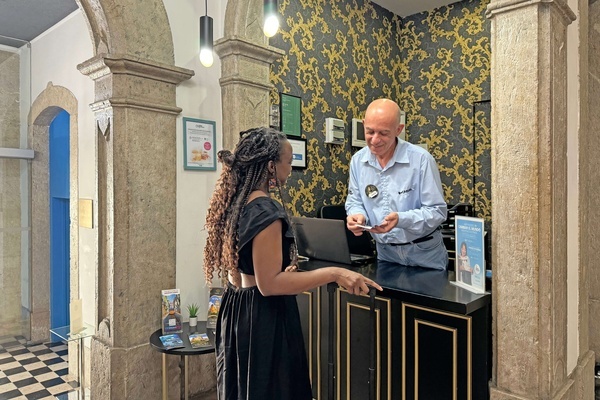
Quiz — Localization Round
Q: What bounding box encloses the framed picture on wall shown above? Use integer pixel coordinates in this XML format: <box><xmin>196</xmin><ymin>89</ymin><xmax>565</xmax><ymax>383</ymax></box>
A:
<box><xmin>280</xmin><ymin>93</ymin><xmax>302</xmax><ymax>137</ymax></box>
<box><xmin>287</xmin><ymin>136</ymin><xmax>307</xmax><ymax>169</ymax></box>
<box><xmin>183</xmin><ymin>117</ymin><xmax>216</xmax><ymax>171</ymax></box>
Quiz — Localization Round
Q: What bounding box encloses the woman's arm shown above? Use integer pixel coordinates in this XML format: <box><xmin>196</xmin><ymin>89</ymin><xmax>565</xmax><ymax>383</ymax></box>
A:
<box><xmin>252</xmin><ymin>220</ymin><xmax>382</xmax><ymax>296</ymax></box>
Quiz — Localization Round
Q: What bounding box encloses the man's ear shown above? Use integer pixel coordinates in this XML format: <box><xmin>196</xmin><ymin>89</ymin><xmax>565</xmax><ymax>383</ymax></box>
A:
<box><xmin>398</xmin><ymin>124</ymin><xmax>405</xmax><ymax>136</ymax></box>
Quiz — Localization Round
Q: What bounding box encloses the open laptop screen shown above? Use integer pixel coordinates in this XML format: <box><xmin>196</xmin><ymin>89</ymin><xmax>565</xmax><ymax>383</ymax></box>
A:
<box><xmin>291</xmin><ymin>216</ymin><xmax>374</xmax><ymax>265</ymax></box>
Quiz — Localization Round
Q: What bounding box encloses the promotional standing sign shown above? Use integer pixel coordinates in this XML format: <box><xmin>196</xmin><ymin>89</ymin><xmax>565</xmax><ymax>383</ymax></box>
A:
<box><xmin>453</xmin><ymin>216</ymin><xmax>486</xmax><ymax>294</ymax></box>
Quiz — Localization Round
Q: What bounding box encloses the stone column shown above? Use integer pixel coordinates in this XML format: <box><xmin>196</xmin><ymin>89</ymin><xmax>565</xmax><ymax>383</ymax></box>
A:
<box><xmin>587</xmin><ymin>0</ymin><xmax>600</xmax><ymax>368</ymax></box>
<box><xmin>0</xmin><ymin>50</ymin><xmax>22</xmax><ymax>338</ymax></box>
<box><xmin>574</xmin><ymin>0</ymin><xmax>597</xmax><ymax>395</ymax></box>
<box><xmin>486</xmin><ymin>0</ymin><xmax>575</xmax><ymax>398</ymax></box>
<box><xmin>78</xmin><ymin>53</ymin><xmax>193</xmax><ymax>399</ymax></box>
<box><xmin>214</xmin><ymin>37</ymin><xmax>284</xmax><ymax>151</ymax></box>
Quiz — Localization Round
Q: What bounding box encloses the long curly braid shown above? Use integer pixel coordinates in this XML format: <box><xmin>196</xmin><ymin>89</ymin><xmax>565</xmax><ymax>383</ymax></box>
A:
<box><xmin>204</xmin><ymin>127</ymin><xmax>287</xmax><ymax>287</ymax></box>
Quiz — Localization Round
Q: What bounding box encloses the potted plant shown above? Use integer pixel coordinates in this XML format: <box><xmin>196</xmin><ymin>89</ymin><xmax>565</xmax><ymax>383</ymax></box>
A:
<box><xmin>187</xmin><ymin>303</ymin><xmax>199</xmax><ymax>327</ymax></box>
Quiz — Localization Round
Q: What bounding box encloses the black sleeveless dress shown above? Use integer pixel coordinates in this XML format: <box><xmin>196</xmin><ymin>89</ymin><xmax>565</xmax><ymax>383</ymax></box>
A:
<box><xmin>215</xmin><ymin>197</ymin><xmax>312</xmax><ymax>400</ymax></box>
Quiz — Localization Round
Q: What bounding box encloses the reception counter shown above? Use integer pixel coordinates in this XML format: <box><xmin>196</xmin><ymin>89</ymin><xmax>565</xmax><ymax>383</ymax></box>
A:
<box><xmin>296</xmin><ymin>259</ymin><xmax>491</xmax><ymax>400</ymax></box>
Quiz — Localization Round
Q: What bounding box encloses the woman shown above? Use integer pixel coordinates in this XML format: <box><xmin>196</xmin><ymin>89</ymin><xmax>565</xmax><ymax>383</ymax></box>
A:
<box><xmin>203</xmin><ymin>127</ymin><xmax>382</xmax><ymax>400</ymax></box>
<box><xmin>457</xmin><ymin>241</ymin><xmax>473</xmax><ymax>285</ymax></box>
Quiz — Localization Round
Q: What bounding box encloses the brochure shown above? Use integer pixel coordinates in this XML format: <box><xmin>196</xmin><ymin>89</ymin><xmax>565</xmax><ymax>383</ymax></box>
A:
<box><xmin>206</xmin><ymin>287</ymin><xmax>223</xmax><ymax>329</ymax></box>
<box><xmin>452</xmin><ymin>216</ymin><xmax>486</xmax><ymax>294</ymax></box>
<box><xmin>159</xmin><ymin>333</ymin><xmax>185</xmax><ymax>350</ymax></box>
<box><xmin>189</xmin><ymin>333</ymin><xmax>211</xmax><ymax>349</ymax></box>
<box><xmin>161</xmin><ymin>288</ymin><xmax>183</xmax><ymax>335</ymax></box>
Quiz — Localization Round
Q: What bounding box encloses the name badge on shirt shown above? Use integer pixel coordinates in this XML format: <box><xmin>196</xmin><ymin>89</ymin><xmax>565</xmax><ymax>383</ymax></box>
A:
<box><xmin>365</xmin><ymin>184</ymin><xmax>379</xmax><ymax>199</ymax></box>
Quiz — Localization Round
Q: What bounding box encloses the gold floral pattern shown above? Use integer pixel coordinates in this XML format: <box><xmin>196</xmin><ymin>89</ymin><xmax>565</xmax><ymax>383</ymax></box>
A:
<box><xmin>270</xmin><ymin>0</ymin><xmax>491</xmax><ymax>224</ymax></box>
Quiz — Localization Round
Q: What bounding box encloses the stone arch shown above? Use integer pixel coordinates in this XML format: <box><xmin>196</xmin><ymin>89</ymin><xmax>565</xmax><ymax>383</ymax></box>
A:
<box><xmin>223</xmin><ymin>0</ymin><xmax>269</xmax><ymax>43</ymax></box>
<box><xmin>28</xmin><ymin>83</ymin><xmax>79</xmax><ymax>344</ymax></box>
<box><xmin>76</xmin><ymin>0</ymin><xmax>175</xmax><ymax>63</ymax></box>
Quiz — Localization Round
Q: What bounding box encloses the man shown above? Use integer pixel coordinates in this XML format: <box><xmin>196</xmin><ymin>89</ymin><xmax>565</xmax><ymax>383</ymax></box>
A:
<box><xmin>345</xmin><ymin>98</ymin><xmax>448</xmax><ymax>270</ymax></box>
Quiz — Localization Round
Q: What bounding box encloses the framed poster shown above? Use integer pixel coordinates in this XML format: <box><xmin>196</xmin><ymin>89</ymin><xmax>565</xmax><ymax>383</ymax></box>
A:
<box><xmin>280</xmin><ymin>93</ymin><xmax>301</xmax><ymax>137</ymax></box>
<box><xmin>287</xmin><ymin>136</ymin><xmax>307</xmax><ymax>169</ymax></box>
<box><xmin>453</xmin><ymin>216</ymin><xmax>486</xmax><ymax>294</ymax></box>
<box><xmin>183</xmin><ymin>117</ymin><xmax>216</xmax><ymax>171</ymax></box>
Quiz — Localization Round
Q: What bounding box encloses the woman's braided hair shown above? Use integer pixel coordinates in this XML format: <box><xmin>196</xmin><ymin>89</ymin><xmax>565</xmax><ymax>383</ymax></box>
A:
<box><xmin>203</xmin><ymin>127</ymin><xmax>288</xmax><ymax>287</ymax></box>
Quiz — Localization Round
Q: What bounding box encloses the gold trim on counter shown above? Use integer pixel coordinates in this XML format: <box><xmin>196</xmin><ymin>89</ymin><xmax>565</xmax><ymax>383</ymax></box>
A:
<box><xmin>336</xmin><ymin>288</ymin><xmax>392</xmax><ymax>400</ymax></box>
<box><xmin>415</xmin><ymin>319</ymin><xmax>457</xmax><ymax>400</ymax></box>
<box><xmin>300</xmin><ymin>290</ymin><xmax>314</xmax><ymax>392</ymax></box>
<box><xmin>402</xmin><ymin>303</ymin><xmax>472</xmax><ymax>400</ymax></box>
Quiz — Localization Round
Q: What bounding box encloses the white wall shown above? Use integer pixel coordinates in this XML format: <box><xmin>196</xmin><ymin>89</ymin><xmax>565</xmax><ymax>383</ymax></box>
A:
<box><xmin>164</xmin><ymin>0</ymin><xmax>225</xmax><ymax>320</ymax></box>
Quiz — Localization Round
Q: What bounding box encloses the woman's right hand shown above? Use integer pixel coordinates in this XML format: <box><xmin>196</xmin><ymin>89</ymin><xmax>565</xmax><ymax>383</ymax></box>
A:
<box><xmin>333</xmin><ymin>268</ymin><xmax>383</xmax><ymax>296</ymax></box>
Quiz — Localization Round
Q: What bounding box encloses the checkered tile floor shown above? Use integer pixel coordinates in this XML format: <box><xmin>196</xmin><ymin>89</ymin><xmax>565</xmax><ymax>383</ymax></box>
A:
<box><xmin>0</xmin><ymin>336</ymin><xmax>78</xmax><ymax>400</ymax></box>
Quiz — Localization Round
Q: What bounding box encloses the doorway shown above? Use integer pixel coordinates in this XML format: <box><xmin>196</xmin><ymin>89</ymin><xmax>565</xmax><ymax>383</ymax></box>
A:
<box><xmin>49</xmin><ymin>109</ymin><xmax>70</xmax><ymax>336</ymax></box>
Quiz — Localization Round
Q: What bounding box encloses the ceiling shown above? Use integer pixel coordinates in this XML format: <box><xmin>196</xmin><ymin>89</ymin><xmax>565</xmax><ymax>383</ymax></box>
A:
<box><xmin>0</xmin><ymin>0</ymin><xmax>455</xmax><ymax>49</ymax></box>
<box><xmin>0</xmin><ymin>0</ymin><xmax>78</xmax><ymax>48</ymax></box>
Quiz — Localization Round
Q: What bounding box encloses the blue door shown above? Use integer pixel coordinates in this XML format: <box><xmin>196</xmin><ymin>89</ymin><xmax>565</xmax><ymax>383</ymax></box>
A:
<box><xmin>49</xmin><ymin>110</ymin><xmax>70</xmax><ymax>335</ymax></box>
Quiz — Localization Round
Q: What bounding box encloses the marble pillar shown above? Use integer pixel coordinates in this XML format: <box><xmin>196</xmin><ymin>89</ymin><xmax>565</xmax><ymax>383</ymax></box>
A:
<box><xmin>587</xmin><ymin>0</ymin><xmax>600</xmax><ymax>367</ymax></box>
<box><xmin>215</xmin><ymin>0</ymin><xmax>285</xmax><ymax>151</ymax></box>
<box><xmin>0</xmin><ymin>50</ymin><xmax>22</xmax><ymax>338</ymax></box>
<box><xmin>214</xmin><ymin>38</ymin><xmax>285</xmax><ymax>151</ymax></box>
<box><xmin>78</xmin><ymin>54</ymin><xmax>194</xmax><ymax>399</ymax></box>
<box><xmin>485</xmin><ymin>0</ymin><xmax>592</xmax><ymax>398</ymax></box>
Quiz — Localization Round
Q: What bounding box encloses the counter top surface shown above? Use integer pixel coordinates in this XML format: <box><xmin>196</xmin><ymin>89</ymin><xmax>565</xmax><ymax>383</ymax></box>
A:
<box><xmin>299</xmin><ymin>259</ymin><xmax>490</xmax><ymax>315</ymax></box>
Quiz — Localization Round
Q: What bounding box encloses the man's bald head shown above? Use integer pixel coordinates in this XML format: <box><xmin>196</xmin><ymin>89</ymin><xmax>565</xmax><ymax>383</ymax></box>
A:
<box><xmin>365</xmin><ymin>99</ymin><xmax>402</xmax><ymax>126</ymax></box>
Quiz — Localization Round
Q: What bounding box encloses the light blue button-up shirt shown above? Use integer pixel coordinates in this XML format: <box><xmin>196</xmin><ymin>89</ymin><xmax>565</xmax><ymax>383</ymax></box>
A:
<box><xmin>345</xmin><ymin>139</ymin><xmax>447</xmax><ymax>244</ymax></box>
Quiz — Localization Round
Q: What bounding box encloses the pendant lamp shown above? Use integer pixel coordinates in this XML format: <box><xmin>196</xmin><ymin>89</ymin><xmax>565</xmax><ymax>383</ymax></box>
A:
<box><xmin>199</xmin><ymin>0</ymin><xmax>213</xmax><ymax>67</ymax></box>
<box><xmin>263</xmin><ymin>0</ymin><xmax>279</xmax><ymax>38</ymax></box>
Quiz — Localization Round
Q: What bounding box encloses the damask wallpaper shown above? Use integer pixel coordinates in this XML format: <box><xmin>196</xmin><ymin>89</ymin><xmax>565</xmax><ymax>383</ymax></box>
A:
<box><xmin>400</xmin><ymin>1</ymin><xmax>491</xmax><ymax>221</ymax></box>
<box><xmin>270</xmin><ymin>0</ymin><xmax>491</xmax><ymax>224</ymax></box>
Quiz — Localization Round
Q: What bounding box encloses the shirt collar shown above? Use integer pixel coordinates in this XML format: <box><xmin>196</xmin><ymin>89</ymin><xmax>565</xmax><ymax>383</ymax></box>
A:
<box><xmin>359</xmin><ymin>139</ymin><xmax>409</xmax><ymax>168</ymax></box>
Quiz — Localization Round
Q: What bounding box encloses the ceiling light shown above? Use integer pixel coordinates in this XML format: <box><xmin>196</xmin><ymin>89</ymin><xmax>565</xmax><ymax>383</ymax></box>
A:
<box><xmin>199</xmin><ymin>1</ymin><xmax>213</xmax><ymax>67</ymax></box>
<box><xmin>263</xmin><ymin>0</ymin><xmax>279</xmax><ymax>38</ymax></box>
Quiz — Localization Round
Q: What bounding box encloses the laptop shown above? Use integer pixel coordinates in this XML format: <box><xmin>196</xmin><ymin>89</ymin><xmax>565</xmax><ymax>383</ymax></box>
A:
<box><xmin>291</xmin><ymin>216</ymin><xmax>376</xmax><ymax>265</ymax></box>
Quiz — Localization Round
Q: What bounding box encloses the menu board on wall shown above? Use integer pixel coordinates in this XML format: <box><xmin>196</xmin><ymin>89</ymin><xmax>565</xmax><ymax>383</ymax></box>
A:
<box><xmin>183</xmin><ymin>117</ymin><xmax>216</xmax><ymax>171</ymax></box>
<box><xmin>280</xmin><ymin>93</ymin><xmax>302</xmax><ymax>137</ymax></box>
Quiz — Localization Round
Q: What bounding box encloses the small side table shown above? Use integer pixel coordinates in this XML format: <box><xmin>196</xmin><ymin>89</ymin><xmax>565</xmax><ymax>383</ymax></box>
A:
<box><xmin>49</xmin><ymin>323</ymin><xmax>95</xmax><ymax>400</ymax></box>
<box><xmin>149</xmin><ymin>321</ymin><xmax>216</xmax><ymax>400</ymax></box>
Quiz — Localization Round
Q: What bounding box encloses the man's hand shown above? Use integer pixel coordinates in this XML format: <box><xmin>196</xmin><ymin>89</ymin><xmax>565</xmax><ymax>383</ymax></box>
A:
<box><xmin>346</xmin><ymin>214</ymin><xmax>368</xmax><ymax>236</ymax></box>
<box><xmin>369</xmin><ymin>212</ymin><xmax>399</xmax><ymax>234</ymax></box>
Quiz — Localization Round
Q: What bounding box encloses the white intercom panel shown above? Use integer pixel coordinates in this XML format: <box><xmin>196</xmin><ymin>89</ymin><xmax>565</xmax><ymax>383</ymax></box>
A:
<box><xmin>325</xmin><ymin>118</ymin><xmax>345</xmax><ymax>145</ymax></box>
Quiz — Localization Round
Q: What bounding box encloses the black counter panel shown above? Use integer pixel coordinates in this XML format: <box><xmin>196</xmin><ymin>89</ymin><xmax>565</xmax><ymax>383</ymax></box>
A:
<box><xmin>297</xmin><ymin>259</ymin><xmax>491</xmax><ymax>400</ymax></box>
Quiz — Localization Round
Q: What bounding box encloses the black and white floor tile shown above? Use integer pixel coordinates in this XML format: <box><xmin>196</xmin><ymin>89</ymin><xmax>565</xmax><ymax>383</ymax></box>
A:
<box><xmin>0</xmin><ymin>336</ymin><xmax>78</xmax><ymax>400</ymax></box>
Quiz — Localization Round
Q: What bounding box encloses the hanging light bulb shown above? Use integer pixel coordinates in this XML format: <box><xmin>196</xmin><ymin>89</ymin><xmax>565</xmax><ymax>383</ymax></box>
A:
<box><xmin>199</xmin><ymin>1</ymin><xmax>213</xmax><ymax>67</ymax></box>
<box><xmin>263</xmin><ymin>0</ymin><xmax>279</xmax><ymax>38</ymax></box>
